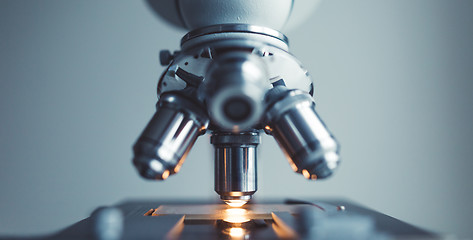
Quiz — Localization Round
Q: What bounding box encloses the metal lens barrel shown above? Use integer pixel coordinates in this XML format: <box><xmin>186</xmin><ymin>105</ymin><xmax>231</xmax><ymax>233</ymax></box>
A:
<box><xmin>205</xmin><ymin>52</ymin><xmax>269</xmax><ymax>132</ymax></box>
<box><xmin>264</xmin><ymin>87</ymin><xmax>340</xmax><ymax>179</ymax></box>
<box><xmin>133</xmin><ymin>92</ymin><xmax>209</xmax><ymax>180</ymax></box>
<box><xmin>212</xmin><ymin>131</ymin><xmax>259</xmax><ymax>204</ymax></box>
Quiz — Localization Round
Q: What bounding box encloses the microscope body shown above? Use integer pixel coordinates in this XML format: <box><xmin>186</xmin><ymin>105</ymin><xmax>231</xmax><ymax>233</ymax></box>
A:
<box><xmin>5</xmin><ymin>2</ymin><xmax>440</xmax><ymax>240</ymax></box>
<box><xmin>133</xmin><ymin>0</ymin><xmax>340</xmax><ymax>206</ymax></box>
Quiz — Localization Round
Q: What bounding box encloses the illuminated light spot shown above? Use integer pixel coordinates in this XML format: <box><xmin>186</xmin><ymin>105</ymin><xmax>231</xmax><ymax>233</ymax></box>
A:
<box><xmin>302</xmin><ymin>169</ymin><xmax>310</xmax><ymax>179</ymax></box>
<box><xmin>311</xmin><ymin>174</ymin><xmax>318</xmax><ymax>180</ymax></box>
<box><xmin>161</xmin><ymin>170</ymin><xmax>170</xmax><ymax>180</ymax></box>
<box><xmin>228</xmin><ymin>227</ymin><xmax>245</xmax><ymax>238</ymax></box>
<box><xmin>224</xmin><ymin>200</ymin><xmax>247</xmax><ymax>208</ymax></box>
<box><xmin>264</xmin><ymin>125</ymin><xmax>272</xmax><ymax>131</ymax></box>
<box><xmin>223</xmin><ymin>208</ymin><xmax>250</xmax><ymax>223</ymax></box>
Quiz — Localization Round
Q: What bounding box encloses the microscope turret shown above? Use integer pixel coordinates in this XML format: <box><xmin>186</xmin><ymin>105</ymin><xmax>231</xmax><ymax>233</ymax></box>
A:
<box><xmin>133</xmin><ymin>0</ymin><xmax>340</xmax><ymax>207</ymax></box>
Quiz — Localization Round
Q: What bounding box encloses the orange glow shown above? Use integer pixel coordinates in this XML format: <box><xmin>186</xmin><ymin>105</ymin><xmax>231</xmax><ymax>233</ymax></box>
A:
<box><xmin>165</xmin><ymin>216</ymin><xmax>185</xmax><ymax>239</ymax></box>
<box><xmin>311</xmin><ymin>174</ymin><xmax>318</xmax><ymax>180</ymax></box>
<box><xmin>271</xmin><ymin>213</ymin><xmax>298</xmax><ymax>239</ymax></box>
<box><xmin>302</xmin><ymin>169</ymin><xmax>310</xmax><ymax>179</ymax></box>
<box><xmin>143</xmin><ymin>208</ymin><xmax>154</xmax><ymax>216</ymax></box>
<box><xmin>174</xmin><ymin>164</ymin><xmax>182</xmax><ymax>173</ymax></box>
<box><xmin>228</xmin><ymin>227</ymin><xmax>245</xmax><ymax>238</ymax></box>
<box><xmin>223</xmin><ymin>208</ymin><xmax>250</xmax><ymax>223</ymax></box>
<box><xmin>264</xmin><ymin>125</ymin><xmax>272</xmax><ymax>131</ymax></box>
<box><xmin>290</xmin><ymin>162</ymin><xmax>298</xmax><ymax>172</ymax></box>
<box><xmin>161</xmin><ymin>170</ymin><xmax>170</xmax><ymax>180</ymax></box>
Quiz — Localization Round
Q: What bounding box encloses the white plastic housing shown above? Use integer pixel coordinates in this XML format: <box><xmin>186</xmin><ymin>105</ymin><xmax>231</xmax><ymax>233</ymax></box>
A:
<box><xmin>147</xmin><ymin>0</ymin><xmax>321</xmax><ymax>31</ymax></box>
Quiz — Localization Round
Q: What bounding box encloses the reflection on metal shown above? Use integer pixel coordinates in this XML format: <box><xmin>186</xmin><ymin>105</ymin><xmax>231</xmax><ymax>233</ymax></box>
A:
<box><xmin>302</xmin><ymin>169</ymin><xmax>310</xmax><ymax>179</ymax></box>
<box><xmin>272</xmin><ymin>223</ymin><xmax>290</xmax><ymax>239</ymax></box>
<box><xmin>289</xmin><ymin>162</ymin><xmax>298</xmax><ymax>172</ymax></box>
<box><xmin>271</xmin><ymin>212</ymin><xmax>298</xmax><ymax>239</ymax></box>
<box><xmin>161</xmin><ymin>170</ymin><xmax>170</xmax><ymax>180</ymax></box>
<box><xmin>228</xmin><ymin>228</ymin><xmax>245</xmax><ymax>238</ymax></box>
<box><xmin>165</xmin><ymin>215</ymin><xmax>185</xmax><ymax>240</ymax></box>
<box><xmin>143</xmin><ymin>209</ymin><xmax>154</xmax><ymax>216</ymax></box>
<box><xmin>173</xmin><ymin>164</ymin><xmax>182</xmax><ymax>173</ymax></box>
<box><xmin>221</xmin><ymin>226</ymin><xmax>249</xmax><ymax>240</ymax></box>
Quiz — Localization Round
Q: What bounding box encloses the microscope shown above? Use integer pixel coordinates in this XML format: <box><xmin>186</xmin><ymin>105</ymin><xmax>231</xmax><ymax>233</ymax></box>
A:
<box><xmin>13</xmin><ymin>1</ymin><xmax>437</xmax><ymax>239</ymax></box>
<box><xmin>132</xmin><ymin>0</ymin><xmax>340</xmax><ymax>207</ymax></box>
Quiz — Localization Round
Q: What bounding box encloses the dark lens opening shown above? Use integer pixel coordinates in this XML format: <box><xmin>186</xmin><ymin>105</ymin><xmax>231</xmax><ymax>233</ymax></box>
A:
<box><xmin>223</xmin><ymin>97</ymin><xmax>252</xmax><ymax>122</ymax></box>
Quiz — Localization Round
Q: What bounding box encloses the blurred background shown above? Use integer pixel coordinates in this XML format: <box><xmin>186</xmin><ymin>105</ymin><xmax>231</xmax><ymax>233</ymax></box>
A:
<box><xmin>1</xmin><ymin>0</ymin><xmax>472</xmax><ymax>238</ymax></box>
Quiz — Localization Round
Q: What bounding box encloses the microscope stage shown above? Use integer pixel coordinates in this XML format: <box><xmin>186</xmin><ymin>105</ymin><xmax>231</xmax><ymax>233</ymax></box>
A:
<box><xmin>42</xmin><ymin>199</ymin><xmax>438</xmax><ymax>240</ymax></box>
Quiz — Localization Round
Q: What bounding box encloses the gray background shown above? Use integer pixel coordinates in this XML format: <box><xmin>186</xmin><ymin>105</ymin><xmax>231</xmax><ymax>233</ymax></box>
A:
<box><xmin>1</xmin><ymin>0</ymin><xmax>472</xmax><ymax>238</ymax></box>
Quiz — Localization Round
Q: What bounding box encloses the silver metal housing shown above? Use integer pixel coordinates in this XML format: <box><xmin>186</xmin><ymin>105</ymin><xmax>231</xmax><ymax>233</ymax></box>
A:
<box><xmin>264</xmin><ymin>87</ymin><xmax>340</xmax><ymax>179</ymax></box>
<box><xmin>211</xmin><ymin>131</ymin><xmax>259</xmax><ymax>203</ymax></box>
<box><xmin>133</xmin><ymin>92</ymin><xmax>209</xmax><ymax>180</ymax></box>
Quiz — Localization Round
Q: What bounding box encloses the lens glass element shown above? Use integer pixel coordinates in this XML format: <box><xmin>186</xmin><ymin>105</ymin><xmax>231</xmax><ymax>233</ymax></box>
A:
<box><xmin>223</xmin><ymin>97</ymin><xmax>252</xmax><ymax>122</ymax></box>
